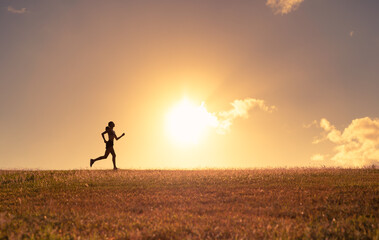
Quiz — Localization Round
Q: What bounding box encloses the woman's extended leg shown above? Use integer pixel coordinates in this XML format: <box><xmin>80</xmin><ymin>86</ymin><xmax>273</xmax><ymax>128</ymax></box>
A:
<box><xmin>90</xmin><ymin>149</ymin><xmax>110</xmax><ymax>167</ymax></box>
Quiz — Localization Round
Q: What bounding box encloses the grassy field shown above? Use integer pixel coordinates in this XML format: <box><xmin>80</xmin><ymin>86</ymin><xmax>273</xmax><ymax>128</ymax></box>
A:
<box><xmin>0</xmin><ymin>169</ymin><xmax>378</xmax><ymax>239</ymax></box>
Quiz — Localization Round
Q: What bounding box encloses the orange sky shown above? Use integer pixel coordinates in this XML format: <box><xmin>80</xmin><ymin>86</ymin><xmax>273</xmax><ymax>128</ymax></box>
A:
<box><xmin>1</xmin><ymin>0</ymin><xmax>378</xmax><ymax>169</ymax></box>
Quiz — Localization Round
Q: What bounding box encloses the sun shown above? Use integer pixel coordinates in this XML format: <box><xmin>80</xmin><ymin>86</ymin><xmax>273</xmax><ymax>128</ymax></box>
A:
<box><xmin>166</xmin><ymin>98</ymin><xmax>214</xmax><ymax>145</ymax></box>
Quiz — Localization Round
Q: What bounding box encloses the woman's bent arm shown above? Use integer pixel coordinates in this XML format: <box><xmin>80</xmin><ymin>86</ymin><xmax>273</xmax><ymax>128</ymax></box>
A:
<box><xmin>101</xmin><ymin>131</ymin><xmax>107</xmax><ymax>143</ymax></box>
<box><xmin>116</xmin><ymin>133</ymin><xmax>125</xmax><ymax>140</ymax></box>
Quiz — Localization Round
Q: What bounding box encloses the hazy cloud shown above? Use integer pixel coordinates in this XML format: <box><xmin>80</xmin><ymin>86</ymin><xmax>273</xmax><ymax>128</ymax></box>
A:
<box><xmin>350</xmin><ymin>31</ymin><xmax>354</xmax><ymax>37</ymax></box>
<box><xmin>303</xmin><ymin>120</ymin><xmax>318</xmax><ymax>129</ymax></box>
<box><xmin>313</xmin><ymin>117</ymin><xmax>379</xmax><ymax>167</ymax></box>
<box><xmin>7</xmin><ymin>6</ymin><xmax>27</xmax><ymax>14</ymax></box>
<box><xmin>212</xmin><ymin>98</ymin><xmax>276</xmax><ymax>134</ymax></box>
<box><xmin>266</xmin><ymin>0</ymin><xmax>304</xmax><ymax>15</ymax></box>
<box><xmin>310</xmin><ymin>154</ymin><xmax>325</xmax><ymax>162</ymax></box>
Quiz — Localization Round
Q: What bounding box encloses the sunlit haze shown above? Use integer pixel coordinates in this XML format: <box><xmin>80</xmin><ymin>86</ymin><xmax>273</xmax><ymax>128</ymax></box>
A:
<box><xmin>0</xmin><ymin>0</ymin><xmax>378</xmax><ymax>169</ymax></box>
<box><xmin>166</xmin><ymin>99</ymin><xmax>215</xmax><ymax>145</ymax></box>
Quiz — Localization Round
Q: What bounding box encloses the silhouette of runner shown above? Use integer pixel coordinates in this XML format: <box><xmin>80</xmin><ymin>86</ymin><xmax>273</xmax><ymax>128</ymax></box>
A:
<box><xmin>90</xmin><ymin>121</ymin><xmax>125</xmax><ymax>170</ymax></box>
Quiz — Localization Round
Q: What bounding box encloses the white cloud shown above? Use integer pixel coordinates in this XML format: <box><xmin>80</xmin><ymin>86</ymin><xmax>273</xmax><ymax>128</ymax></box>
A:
<box><xmin>7</xmin><ymin>6</ymin><xmax>27</xmax><ymax>14</ymax></box>
<box><xmin>213</xmin><ymin>98</ymin><xmax>276</xmax><ymax>134</ymax></box>
<box><xmin>266</xmin><ymin>0</ymin><xmax>304</xmax><ymax>15</ymax></box>
<box><xmin>313</xmin><ymin>117</ymin><xmax>379</xmax><ymax>167</ymax></box>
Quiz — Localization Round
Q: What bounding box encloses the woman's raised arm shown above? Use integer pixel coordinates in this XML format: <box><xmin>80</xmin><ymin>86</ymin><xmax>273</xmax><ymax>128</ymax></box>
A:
<box><xmin>115</xmin><ymin>132</ymin><xmax>125</xmax><ymax>140</ymax></box>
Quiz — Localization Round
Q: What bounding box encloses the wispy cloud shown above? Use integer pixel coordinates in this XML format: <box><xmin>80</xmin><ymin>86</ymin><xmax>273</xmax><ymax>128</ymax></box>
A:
<box><xmin>212</xmin><ymin>98</ymin><xmax>276</xmax><ymax>134</ymax></box>
<box><xmin>7</xmin><ymin>6</ymin><xmax>27</xmax><ymax>14</ymax></box>
<box><xmin>312</xmin><ymin>117</ymin><xmax>379</xmax><ymax>167</ymax></box>
<box><xmin>166</xmin><ymin>98</ymin><xmax>275</xmax><ymax>144</ymax></box>
<box><xmin>303</xmin><ymin>120</ymin><xmax>318</xmax><ymax>129</ymax></box>
<box><xmin>266</xmin><ymin>0</ymin><xmax>304</xmax><ymax>15</ymax></box>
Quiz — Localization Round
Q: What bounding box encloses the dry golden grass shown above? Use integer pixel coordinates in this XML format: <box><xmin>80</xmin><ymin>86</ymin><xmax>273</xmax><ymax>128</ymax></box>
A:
<box><xmin>0</xmin><ymin>169</ymin><xmax>378</xmax><ymax>239</ymax></box>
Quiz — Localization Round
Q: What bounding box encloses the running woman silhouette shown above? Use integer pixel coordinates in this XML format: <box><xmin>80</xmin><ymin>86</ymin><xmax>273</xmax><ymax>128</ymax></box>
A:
<box><xmin>90</xmin><ymin>121</ymin><xmax>125</xmax><ymax>170</ymax></box>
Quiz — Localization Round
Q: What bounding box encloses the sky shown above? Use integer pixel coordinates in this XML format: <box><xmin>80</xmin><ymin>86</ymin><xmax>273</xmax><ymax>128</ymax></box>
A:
<box><xmin>0</xmin><ymin>0</ymin><xmax>378</xmax><ymax>169</ymax></box>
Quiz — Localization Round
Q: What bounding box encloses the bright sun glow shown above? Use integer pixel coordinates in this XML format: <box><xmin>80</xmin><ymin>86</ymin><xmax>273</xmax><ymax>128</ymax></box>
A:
<box><xmin>166</xmin><ymin>99</ymin><xmax>215</xmax><ymax>145</ymax></box>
